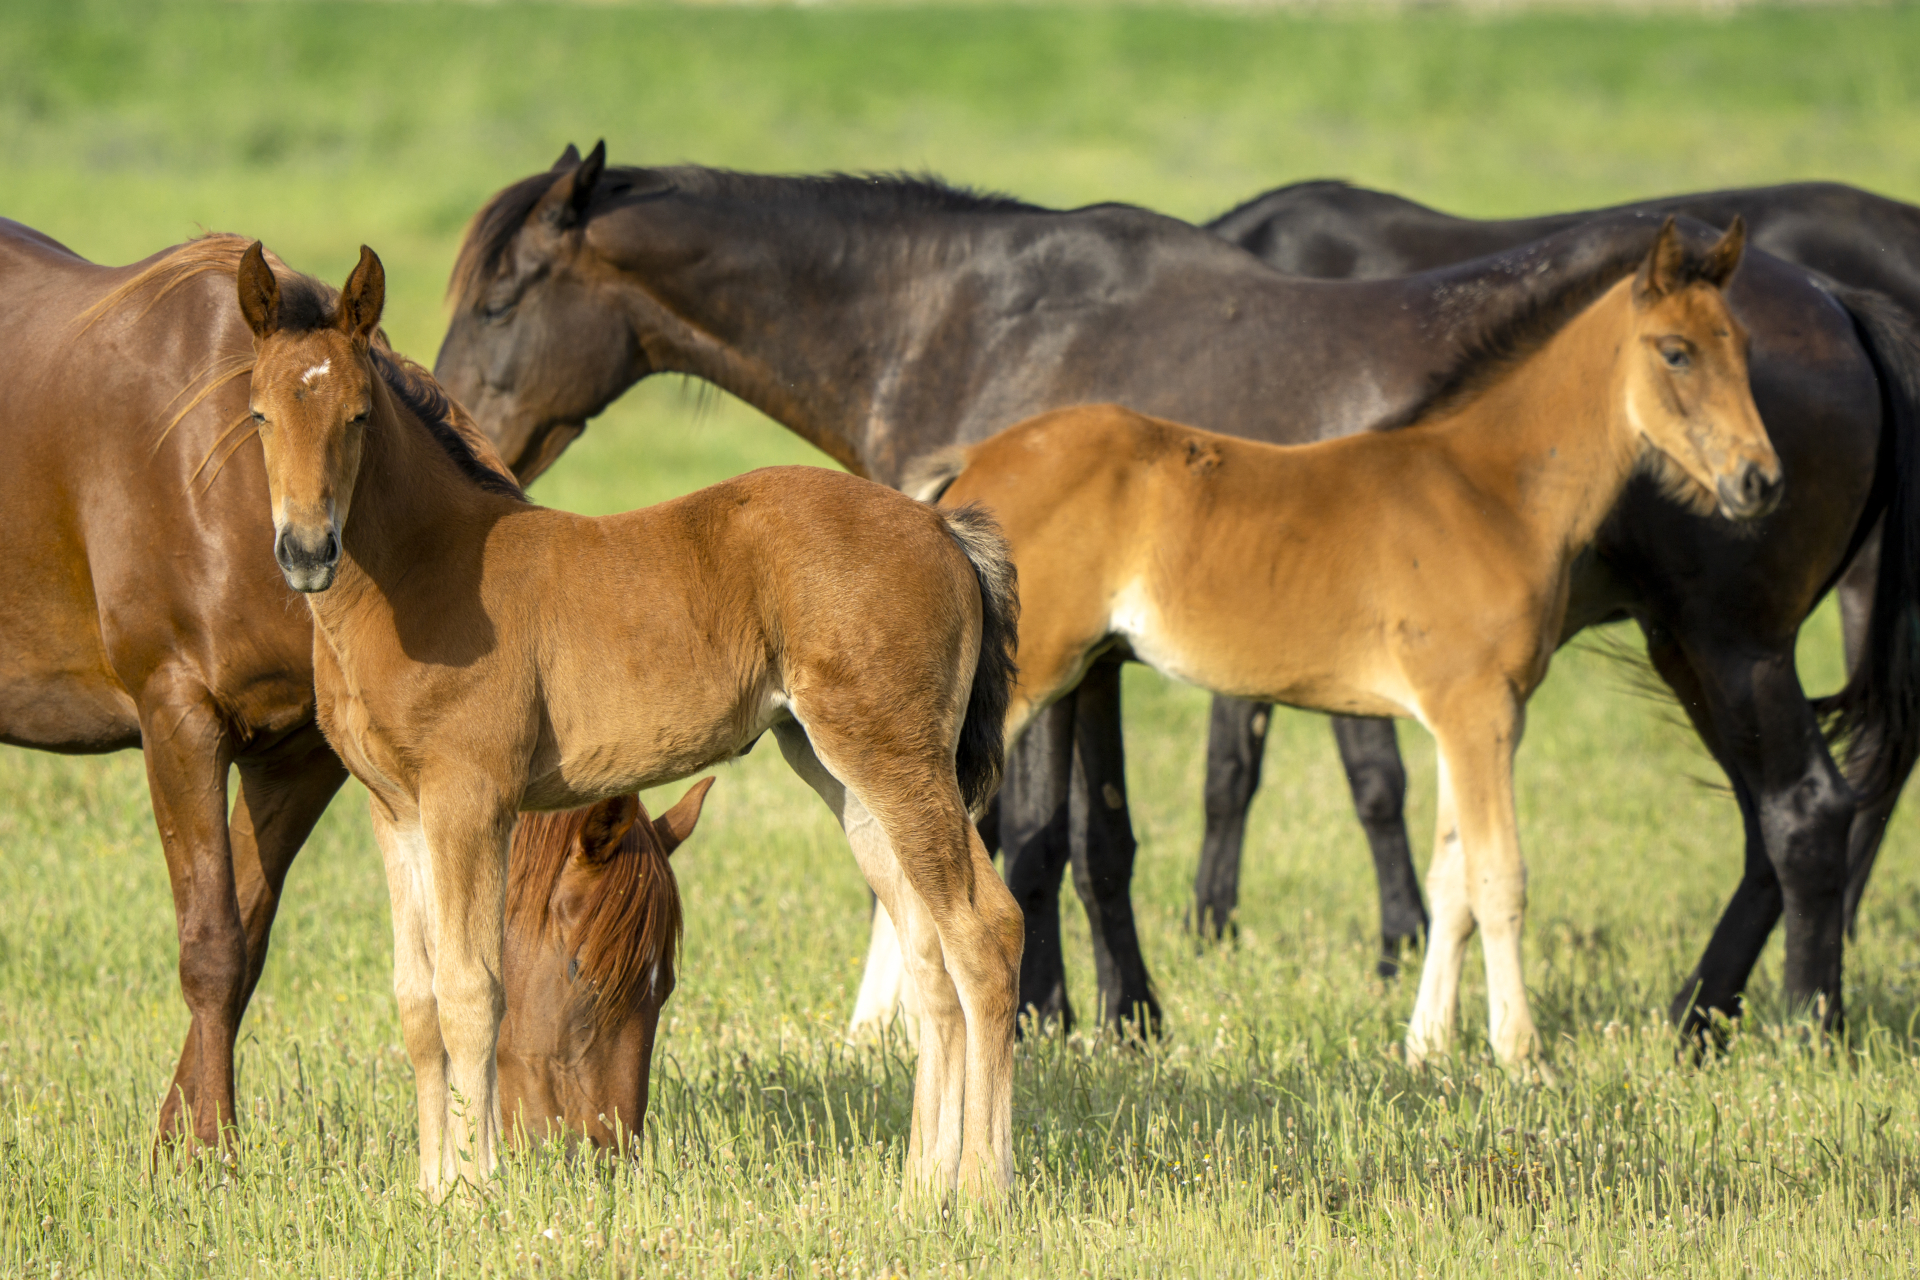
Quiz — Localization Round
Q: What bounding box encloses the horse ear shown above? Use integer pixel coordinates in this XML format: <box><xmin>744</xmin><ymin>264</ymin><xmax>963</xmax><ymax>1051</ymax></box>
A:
<box><xmin>1703</xmin><ymin>215</ymin><xmax>1746</xmax><ymax>289</ymax></box>
<box><xmin>541</xmin><ymin>139</ymin><xmax>606</xmax><ymax>230</ymax></box>
<box><xmin>338</xmin><ymin>245</ymin><xmax>385</xmax><ymax>344</ymax></box>
<box><xmin>652</xmin><ymin>776</ymin><xmax>714</xmax><ymax>856</ymax></box>
<box><xmin>552</xmin><ymin>143</ymin><xmax>582</xmax><ymax>171</ymax></box>
<box><xmin>576</xmin><ymin>794</ymin><xmax>640</xmax><ymax>865</ymax></box>
<box><xmin>237</xmin><ymin>241</ymin><xmax>281</xmax><ymax>342</ymax></box>
<box><xmin>1636</xmin><ymin>216</ymin><xmax>1687</xmax><ymax>301</ymax></box>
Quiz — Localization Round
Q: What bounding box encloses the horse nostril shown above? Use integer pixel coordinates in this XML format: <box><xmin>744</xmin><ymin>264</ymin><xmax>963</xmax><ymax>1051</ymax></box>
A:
<box><xmin>321</xmin><ymin>529</ymin><xmax>340</xmax><ymax>564</ymax></box>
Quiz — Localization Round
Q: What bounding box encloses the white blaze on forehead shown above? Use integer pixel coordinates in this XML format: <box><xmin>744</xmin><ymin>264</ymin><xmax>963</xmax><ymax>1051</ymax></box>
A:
<box><xmin>300</xmin><ymin>359</ymin><xmax>332</xmax><ymax>386</ymax></box>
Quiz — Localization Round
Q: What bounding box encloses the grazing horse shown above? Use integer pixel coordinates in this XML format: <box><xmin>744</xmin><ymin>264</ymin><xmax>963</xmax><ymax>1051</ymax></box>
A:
<box><xmin>433</xmin><ymin>148</ymin><xmax>1912</xmax><ymax>1042</ymax></box>
<box><xmin>1201</xmin><ymin>179</ymin><xmax>1920</xmax><ymax>1025</ymax></box>
<box><xmin>236</xmin><ymin>240</ymin><xmax>1021</xmax><ymax>1198</ymax></box>
<box><xmin>499</xmin><ymin>780</ymin><xmax>710</xmax><ymax>1151</ymax></box>
<box><xmin>910</xmin><ymin>220</ymin><xmax>1777</xmax><ymax>1067</ymax></box>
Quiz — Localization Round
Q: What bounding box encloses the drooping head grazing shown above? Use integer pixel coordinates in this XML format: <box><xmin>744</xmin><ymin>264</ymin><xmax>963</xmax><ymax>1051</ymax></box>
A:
<box><xmin>238</xmin><ymin>240</ymin><xmax>387</xmax><ymax>592</ymax></box>
<box><xmin>1622</xmin><ymin>216</ymin><xmax>1782</xmax><ymax>521</ymax></box>
<box><xmin>498</xmin><ymin>779</ymin><xmax>712</xmax><ymax>1153</ymax></box>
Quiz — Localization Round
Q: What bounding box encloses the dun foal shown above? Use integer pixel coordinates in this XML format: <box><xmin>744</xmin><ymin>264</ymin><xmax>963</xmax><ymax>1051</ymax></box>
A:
<box><xmin>236</xmin><ymin>242</ymin><xmax>1021</xmax><ymax>1199</ymax></box>
<box><xmin>499</xmin><ymin>781</ymin><xmax>710</xmax><ymax>1151</ymax></box>
<box><xmin>912</xmin><ymin>219</ymin><xmax>1777</xmax><ymax>1069</ymax></box>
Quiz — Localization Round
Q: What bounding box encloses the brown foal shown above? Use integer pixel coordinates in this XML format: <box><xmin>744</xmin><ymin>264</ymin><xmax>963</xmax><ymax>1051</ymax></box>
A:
<box><xmin>909</xmin><ymin>219</ymin><xmax>1777</xmax><ymax>1071</ymax></box>
<box><xmin>499</xmin><ymin>781</ymin><xmax>710</xmax><ymax>1150</ymax></box>
<box><xmin>236</xmin><ymin>241</ymin><xmax>1022</xmax><ymax>1199</ymax></box>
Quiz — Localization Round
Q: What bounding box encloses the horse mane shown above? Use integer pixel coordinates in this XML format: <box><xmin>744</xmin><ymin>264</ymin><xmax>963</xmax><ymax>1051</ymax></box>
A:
<box><xmin>1386</xmin><ymin>231</ymin><xmax>1730</xmax><ymax>431</ymax></box>
<box><xmin>367</xmin><ymin>346</ymin><xmax>527</xmax><ymax>501</ymax></box>
<box><xmin>449</xmin><ymin>161</ymin><xmax>1040</xmax><ymax>310</ymax></box>
<box><xmin>507</xmin><ymin>800</ymin><xmax>685</xmax><ymax>1025</ymax></box>
<box><xmin>78</xmin><ymin>233</ymin><xmax>525</xmax><ymax>502</ymax></box>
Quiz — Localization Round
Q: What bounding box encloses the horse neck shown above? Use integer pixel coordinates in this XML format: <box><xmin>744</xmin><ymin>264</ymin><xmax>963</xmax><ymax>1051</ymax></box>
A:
<box><xmin>1432</xmin><ymin>278</ymin><xmax>1644</xmax><ymax>562</ymax></box>
<box><xmin>608</xmin><ymin>200</ymin><xmax>970</xmax><ymax>478</ymax></box>
<box><xmin>306</xmin><ymin>382</ymin><xmax>525</xmax><ymax>642</ymax></box>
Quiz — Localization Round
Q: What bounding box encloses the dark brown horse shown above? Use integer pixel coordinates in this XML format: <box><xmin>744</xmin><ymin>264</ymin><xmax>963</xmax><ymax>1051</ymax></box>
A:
<box><xmin>433</xmin><ymin>148</ymin><xmax>1918</xmax><ymax>1043</ymax></box>
<box><xmin>1201</xmin><ymin>179</ymin><xmax>1920</xmax><ymax>1030</ymax></box>
<box><xmin>500</xmin><ymin>780</ymin><xmax>710</xmax><ymax>1151</ymax></box>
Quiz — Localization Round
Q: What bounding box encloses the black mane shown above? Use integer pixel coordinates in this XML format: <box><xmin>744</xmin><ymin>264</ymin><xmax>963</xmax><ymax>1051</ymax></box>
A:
<box><xmin>450</xmin><ymin>162</ymin><xmax>1039</xmax><ymax>308</ymax></box>
<box><xmin>369</xmin><ymin>347</ymin><xmax>528</xmax><ymax>502</ymax></box>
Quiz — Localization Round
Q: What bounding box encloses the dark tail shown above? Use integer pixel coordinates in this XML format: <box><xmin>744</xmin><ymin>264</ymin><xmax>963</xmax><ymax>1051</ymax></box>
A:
<box><xmin>1817</xmin><ymin>285</ymin><xmax>1920</xmax><ymax>813</ymax></box>
<box><xmin>940</xmin><ymin>504</ymin><xmax>1019</xmax><ymax>813</ymax></box>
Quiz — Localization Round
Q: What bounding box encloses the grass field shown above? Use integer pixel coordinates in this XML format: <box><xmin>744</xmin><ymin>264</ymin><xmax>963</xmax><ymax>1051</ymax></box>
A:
<box><xmin>6</xmin><ymin>2</ymin><xmax>1920</xmax><ymax>1275</ymax></box>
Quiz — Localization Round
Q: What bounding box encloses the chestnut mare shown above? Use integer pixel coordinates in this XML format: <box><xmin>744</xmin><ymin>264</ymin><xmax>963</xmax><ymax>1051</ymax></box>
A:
<box><xmin>910</xmin><ymin>221</ymin><xmax>1776</xmax><ymax>1068</ymax></box>
<box><xmin>236</xmin><ymin>240</ymin><xmax>1021</xmax><ymax>1198</ymax></box>
<box><xmin>500</xmin><ymin>780</ymin><xmax>710</xmax><ymax>1151</ymax></box>
<box><xmin>0</xmin><ymin>221</ymin><xmax>743</xmax><ymax>1157</ymax></box>
<box><xmin>433</xmin><ymin>150</ymin><xmax>1907</xmax><ymax>1047</ymax></box>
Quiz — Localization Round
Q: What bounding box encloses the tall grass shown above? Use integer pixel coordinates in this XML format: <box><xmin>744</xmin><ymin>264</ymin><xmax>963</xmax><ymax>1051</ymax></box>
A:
<box><xmin>4</xmin><ymin>3</ymin><xmax>1920</xmax><ymax>1275</ymax></box>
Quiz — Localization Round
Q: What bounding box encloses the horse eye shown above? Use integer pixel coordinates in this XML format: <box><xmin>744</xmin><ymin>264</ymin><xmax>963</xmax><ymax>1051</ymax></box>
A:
<box><xmin>250</xmin><ymin>411</ymin><xmax>266</xmax><ymax>424</ymax></box>
<box><xmin>480</xmin><ymin>299</ymin><xmax>516</xmax><ymax>324</ymax></box>
<box><xmin>1661</xmin><ymin>346</ymin><xmax>1691</xmax><ymax>371</ymax></box>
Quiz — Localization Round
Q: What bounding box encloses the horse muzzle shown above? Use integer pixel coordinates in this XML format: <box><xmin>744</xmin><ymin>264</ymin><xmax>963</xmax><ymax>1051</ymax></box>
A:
<box><xmin>274</xmin><ymin>524</ymin><xmax>341</xmax><ymax>593</ymax></box>
<box><xmin>1716</xmin><ymin>458</ymin><xmax>1784</xmax><ymax>522</ymax></box>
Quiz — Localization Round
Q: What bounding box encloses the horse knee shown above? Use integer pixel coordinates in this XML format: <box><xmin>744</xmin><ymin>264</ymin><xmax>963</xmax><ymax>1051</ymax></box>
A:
<box><xmin>1764</xmin><ymin>766</ymin><xmax>1855</xmax><ymax>898</ymax></box>
<box><xmin>176</xmin><ymin>913</ymin><xmax>246</xmax><ymax>1016</ymax></box>
<box><xmin>1347</xmin><ymin>763</ymin><xmax>1407</xmax><ymax>829</ymax></box>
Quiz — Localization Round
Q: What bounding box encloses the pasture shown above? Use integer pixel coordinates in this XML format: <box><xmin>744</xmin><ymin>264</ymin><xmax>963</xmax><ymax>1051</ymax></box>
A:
<box><xmin>5</xmin><ymin>1</ymin><xmax>1920</xmax><ymax>1274</ymax></box>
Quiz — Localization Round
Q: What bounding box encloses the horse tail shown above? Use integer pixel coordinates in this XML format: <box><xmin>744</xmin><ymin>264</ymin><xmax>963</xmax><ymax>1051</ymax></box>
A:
<box><xmin>939</xmin><ymin>503</ymin><xmax>1019</xmax><ymax>814</ymax></box>
<box><xmin>905</xmin><ymin>446</ymin><xmax>971</xmax><ymax>504</ymax></box>
<box><xmin>1817</xmin><ymin>284</ymin><xmax>1920</xmax><ymax>813</ymax></box>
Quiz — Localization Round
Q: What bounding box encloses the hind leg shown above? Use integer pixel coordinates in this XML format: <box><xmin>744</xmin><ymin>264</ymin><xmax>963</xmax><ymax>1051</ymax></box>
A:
<box><xmin>1405</xmin><ymin>763</ymin><xmax>1470</xmax><ymax>1067</ymax></box>
<box><xmin>776</xmin><ymin>721</ymin><xmax>1019</xmax><ymax>1198</ymax></box>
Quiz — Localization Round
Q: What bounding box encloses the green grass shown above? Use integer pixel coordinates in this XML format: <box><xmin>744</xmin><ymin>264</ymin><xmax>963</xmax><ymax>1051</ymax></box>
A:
<box><xmin>6</xmin><ymin>1</ymin><xmax>1920</xmax><ymax>1274</ymax></box>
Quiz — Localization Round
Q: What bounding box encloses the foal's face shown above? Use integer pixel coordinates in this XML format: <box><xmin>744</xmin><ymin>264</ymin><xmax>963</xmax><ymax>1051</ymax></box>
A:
<box><xmin>1621</xmin><ymin>217</ymin><xmax>1783</xmax><ymax>521</ymax></box>
<box><xmin>498</xmin><ymin>782</ymin><xmax>709</xmax><ymax>1153</ymax></box>
<box><xmin>237</xmin><ymin>242</ymin><xmax>386</xmax><ymax>592</ymax></box>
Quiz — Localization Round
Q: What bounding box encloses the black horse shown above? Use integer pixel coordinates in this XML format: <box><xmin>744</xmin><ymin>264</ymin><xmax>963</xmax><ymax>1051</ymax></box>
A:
<box><xmin>1200</xmin><ymin>179</ymin><xmax>1920</xmax><ymax>1029</ymax></box>
<box><xmin>434</xmin><ymin>148</ymin><xmax>1917</xmax><ymax>1042</ymax></box>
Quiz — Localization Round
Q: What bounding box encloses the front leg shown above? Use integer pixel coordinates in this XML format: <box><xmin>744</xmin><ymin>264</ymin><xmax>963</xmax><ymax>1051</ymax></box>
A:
<box><xmin>420</xmin><ymin>789</ymin><xmax>514</xmax><ymax>1193</ymax></box>
<box><xmin>1423</xmin><ymin>692</ymin><xmax>1544</xmax><ymax>1072</ymax></box>
<box><xmin>370</xmin><ymin>805</ymin><xmax>450</xmax><ymax>1193</ymax></box>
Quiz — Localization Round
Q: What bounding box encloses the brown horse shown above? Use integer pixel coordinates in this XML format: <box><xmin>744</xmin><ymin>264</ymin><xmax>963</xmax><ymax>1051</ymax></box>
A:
<box><xmin>236</xmin><ymin>239</ymin><xmax>1022</xmax><ymax>1198</ymax></box>
<box><xmin>909</xmin><ymin>220</ymin><xmax>1775</xmax><ymax>1068</ymax></box>
<box><xmin>0</xmin><ymin>221</ymin><xmax>354</xmax><ymax>1154</ymax></box>
<box><xmin>499</xmin><ymin>780</ymin><xmax>710</xmax><ymax>1151</ymax></box>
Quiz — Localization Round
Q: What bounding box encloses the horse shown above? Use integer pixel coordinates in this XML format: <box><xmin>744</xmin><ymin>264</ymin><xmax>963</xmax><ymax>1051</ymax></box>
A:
<box><xmin>0</xmin><ymin>220</ymin><xmax>357</xmax><ymax>1155</ymax></box>
<box><xmin>237</xmin><ymin>239</ymin><xmax>1022</xmax><ymax>1199</ymax></box>
<box><xmin>1201</xmin><ymin>178</ymin><xmax>1920</xmax><ymax>1027</ymax></box>
<box><xmin>432</xmin><ymin>147</ymin><xmax>1916</xmax><ymax>1044</ymax></box>
<box><xmin>905</xmin><ymin>219</ymin><xmax>1776</xmax><ymax>1068</ymax></box>
<box><xmin>499</xmin><ymin>780</ymin><xmax>709</xmax><ymax>1151</ymax></box>
<box><xmin>0</xmin><ymin>221</ymin><xmax>780</xmax><ymax>1160</ymax></box>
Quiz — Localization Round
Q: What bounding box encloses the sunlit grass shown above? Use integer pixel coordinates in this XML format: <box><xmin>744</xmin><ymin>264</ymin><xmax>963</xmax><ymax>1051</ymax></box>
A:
<box><xmin>6</xmin><ymin>1</ymin><xmax>1920</xmax><ymax>1275</ymax></box>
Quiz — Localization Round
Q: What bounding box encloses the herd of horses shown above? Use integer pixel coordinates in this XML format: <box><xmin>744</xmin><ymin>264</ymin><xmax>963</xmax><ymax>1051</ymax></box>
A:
<box><xmin>4</xmin><ymin>141</ymin><xmax>1919</xmax><ymax>1202</ymax></box>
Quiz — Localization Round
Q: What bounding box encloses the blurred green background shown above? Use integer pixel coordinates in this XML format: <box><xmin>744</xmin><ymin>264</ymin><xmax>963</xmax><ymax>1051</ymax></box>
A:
<box><xmin>6</xmin><ymin>3</ymin><xmax>1920</xmax><ymax>1275</ymax></box>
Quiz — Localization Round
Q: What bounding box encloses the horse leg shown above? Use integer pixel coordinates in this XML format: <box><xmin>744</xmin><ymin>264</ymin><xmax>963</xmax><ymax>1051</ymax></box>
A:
<box><xmin>1405</xmin><ymin>762</ymin><xmax>1470</xmax><ymax>1068</ymax></box>
<box><xmin>417</xmin><ymin>790</ymin><xmax>513</xmax><ymax>1192</ymax></box>
<box><xmin>1331</xmin><ymin>715</ymin><xmax>1428</xmax><ymax>977</ymax></box>
<box><xmin>1192</xmin><ymin>696</ymin><xmax>1269</xmax><ymax>939</ymax></box>
<box><xmin>1833</xmin><ymin>527</ymin><xmax>1901</xmax><ymax>937</ymax></box>
<box><xmin>158</xmin><ymin>731</ymin><xmax>347</xmax><ymax>1138</ymax></box>
<box><xmin>848</xmin><ymin>899</ymin><xmax>912</xmax><ymax>1041</ymax></box>
<box><xmin>369</xmin><ymin>806</ymin><xmax>452</xmax><ymax>1193</ymax></box>
<box><xmin>1066</xmin><ymin>659</ymin><xmax>1161</xmax><ymax>1036</ymax></box>
<box><xmin>997</xmin><ymin>700</ymin><xmax>1075</xmax><ymax>1030</ymax></box>
<box><xmin>776</xmin><ymin>723</ymin><xmax>1020</xmax><ymax>1198</ymax></box>
<box><xmin>1654</xmin><ymin>625</ymin><xmax>1851</xmax><ymax>1032</ymax></box>
<box><xmin>1430</xmin><ymin>695</ymin><xmax>1541</xmax><ymax>1072</ymax></box>
<box><xmin>141</xmin><ymin>679</ymin><xmax>241</xmax><ymax>1154</ymax></box>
